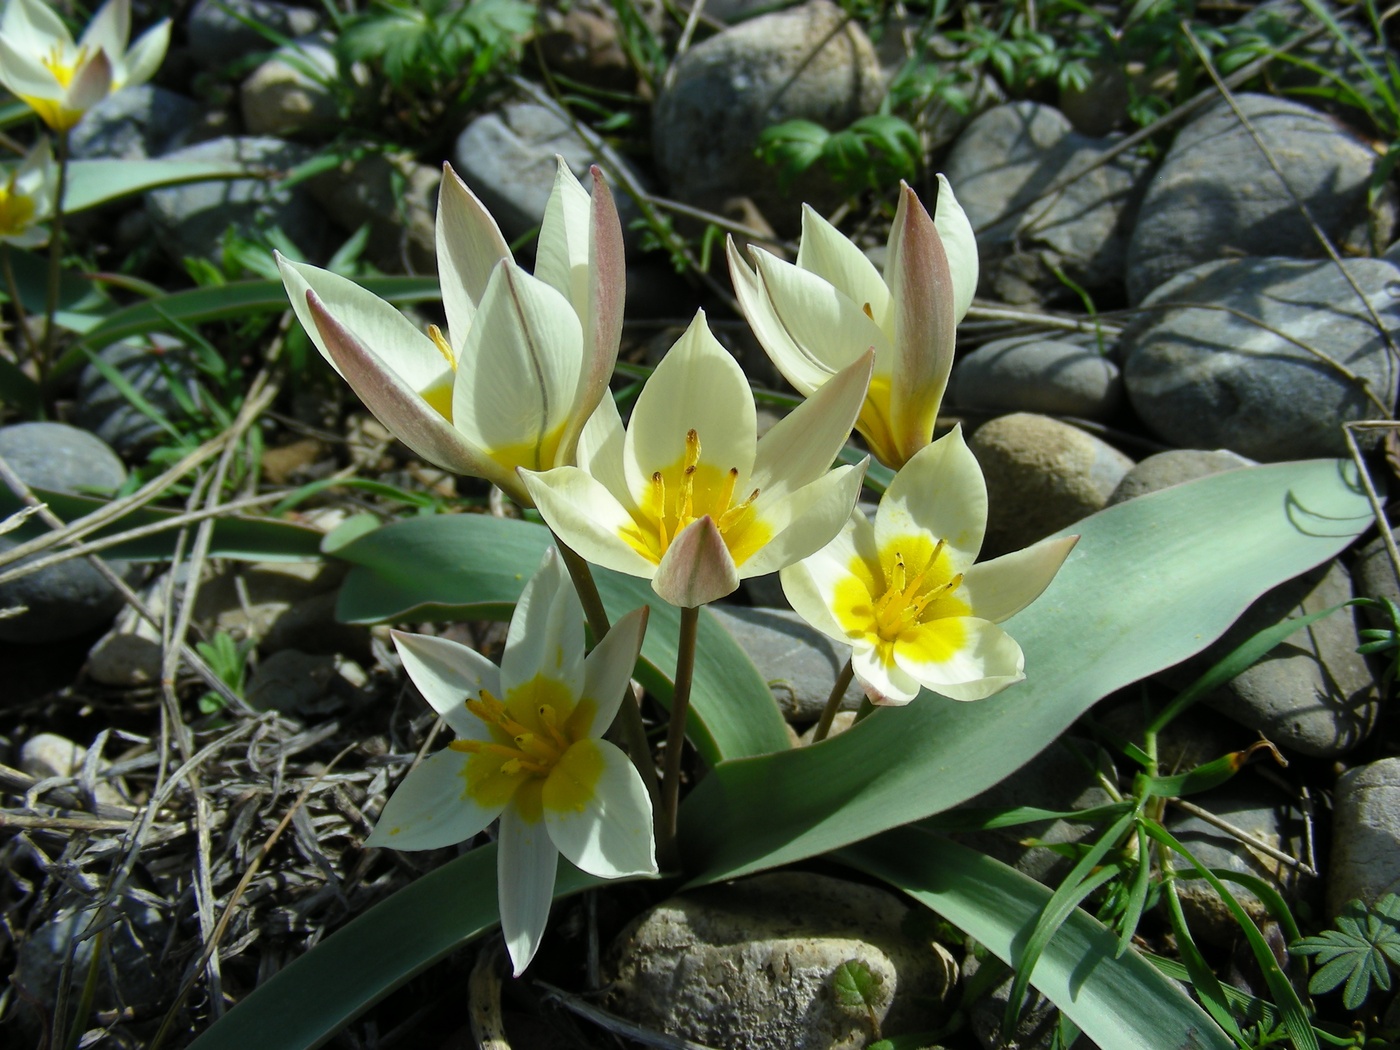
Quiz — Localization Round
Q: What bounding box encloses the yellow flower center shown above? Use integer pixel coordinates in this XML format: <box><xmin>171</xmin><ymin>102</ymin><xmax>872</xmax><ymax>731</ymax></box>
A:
<box><xmin>622</xmin><ymin>428</ymin><xmax>771</xmax><ymax>566</ymax></box>
<box><xmin>834</xmin><ymin>533</ymin><xmax>970</xmax><ymax>662</ymax></box>
<box><xmin>449</xmin><ymin>674</ymin><xmax>602</xmax><ymax>820</ymax></box>
<box><xmin>42</xmin><ymin>44</ymin><xmax>85</xmax><ymax>88</ymax></box>
<box><xmin>0</xmin><ymin>186</ymin><xmax>36</xmax><ymax>237</ymax></box>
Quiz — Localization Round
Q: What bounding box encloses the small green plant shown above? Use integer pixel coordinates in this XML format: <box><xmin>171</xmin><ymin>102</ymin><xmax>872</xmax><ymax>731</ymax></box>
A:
<box><xmin>1292</xmin><ymin>895</ymin><xmax>1400</xmax><ymax>1010</ymax></box>
<box><xmin>194</xmin><ymin>630</ymin><xmax>256</xmax><ymax>714</ymax></box>
<box><xmin>832</xmin><ymin>958</ymin><xmax>885</xmax><ymax>1038</ymax></box>
<box><xmin>1354</xmin><ymin>595</ymin><xmax>1400</xmax><ymax>689</ymax></box>
<box><xmin>757</xmin><ymin>114</ymin><xmax>920</xmax><ymax>194</ymax></box>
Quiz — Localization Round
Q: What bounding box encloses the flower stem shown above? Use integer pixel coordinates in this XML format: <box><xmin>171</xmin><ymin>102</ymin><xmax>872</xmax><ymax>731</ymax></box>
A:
<box><xmin>552</xmin><ymin>532</ymin><xmax>662</xmax><ymax>819</ymax></box>
<box><xmin>39</xmin><ymin>128</ymin><xmax>69</xmax><ymax>396</ymax></box>
<box><xmin>659</xmin><ymin>603</ymin><xmax>700</xmax><ymax>868</ymax></box>
<box><xmin>810</xmin><ymin>657</ymin><xmax>855</xmax><ymax>744</ymax></box>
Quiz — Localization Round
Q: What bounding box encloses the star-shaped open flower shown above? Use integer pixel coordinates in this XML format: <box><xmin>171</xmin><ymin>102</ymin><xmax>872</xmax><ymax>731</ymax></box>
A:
<box><xmin>728</xmin><ymin>176</ymin><xmax>977</xmax><ymax>469</ymax></box>
<box><xmin>368</xmin><ymin>549</ymin><xmax>655</xmax><ymax>975</ymax></box>
<box><xmin>0</xmin><ymin>0</ymin><xmax>170</xmax><ymax>130</ymax></box>
<box><xmin>780</xmin><ymin>425</ymin><xmax>1077</xmax><ymax>705</ymax></box>
<box><xmin>277</xmin><ymin>159</ymin><xmax>624</xmax><ymax>506</ymax></box>
<box><xmin>0</xmin><ymin>137</ymin><xmax>56</xmax><ymax>247</ymax></box>
<box><xmin>519</xmin><ymin>310</ymin><xmax>872</xmax><ymax>608</ymax></box>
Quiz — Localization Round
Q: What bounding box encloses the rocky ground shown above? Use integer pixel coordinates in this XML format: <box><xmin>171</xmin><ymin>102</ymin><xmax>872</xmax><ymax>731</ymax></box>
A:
<box><xmin>1</xmin><ymin>0</ymin><xmax>1399</xmax><ymax>1047</ymax></box>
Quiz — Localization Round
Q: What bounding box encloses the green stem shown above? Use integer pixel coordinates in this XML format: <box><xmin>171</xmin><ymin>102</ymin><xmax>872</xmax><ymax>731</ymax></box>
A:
<box><xmin>659</xmin><ymin>603</ymin><xmax>700</xmax><ymax>869</ymax></box>
<box><xmin>552</xmin><ymin>533</ymin><xmax>662</xmax><ymax>821</ymax></box>
<box><xmin>810</xmin><ymin>657</ymin><xmax>855</xmax><ymax>744</ymax></box>
<box><xmin>39</xmin><ymin>127</ymin><xmax>69</xmax><ymax>396</ymax></box>
<box><xmin>852</xmin><ymin>695</ymin><xmax>877</xmax><ymax>725</ymax></box>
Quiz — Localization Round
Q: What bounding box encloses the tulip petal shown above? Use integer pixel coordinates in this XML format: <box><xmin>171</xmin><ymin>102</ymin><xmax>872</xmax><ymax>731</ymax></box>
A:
<box><xmin>520</xmin><ymin>466</ymin><xmax>661</xmax><ymax>578</ymax></box>
<box><xmin>580</xmin><ymin>605</ymin><xmax>648</xmax><ymax>734</ymax></box>
<box><xmin>544</xmin><ymin>739</ymin><xmax>656</xmax><ymax>878</ymax></box>
<box><xmin>452</xmin><ymin>262</ymin><xmax>583</xmax><ymax>473</ymax></box>
<box><xmin>365</xmin><ymin>749</ymin><xmax>502</xmax><ymax>850</ymax></box>
<box><xmin>653</xmin><ymin>515</ymin><xmax>740</xmax><ymax>607</ymax></box>
<box><xmin>575</xmin><ymin>394</ymin><xmax>630</xmax><ymax>502</ymax></box>
<box><xmin>4</xmin><ymin>0</ymin><xmax>72</xmax><ymax>50</ymax></box>
<box><xmin>0</xmin><ymin>37</ymin><xmax>56</xmax><ymax>100</ymax></box>
<box><xmin>795</xmin><ymin>203</ymin><xmax>892</xmax><ymax>328</ymax></box>
<box><xmin>875</xmin><ymin>426</ymin><xmax>986</xmax><ymax>566</ymax></box>
<box><xmin>727</xmin><ymin>237</ymin><xmax>831</xmax><ymax>398</ymax></box>
<box><xmin>436</xmin><ymin>164</ymin><xmax>511</xmax><ymax>343</ymax></box>
<box><xmin>886</xmin><ymin>182</ymin><xmax>956</xmax><ymax>465</ymax></box>
<box><xmin>742</xmin><ymin>462</ymin><xmax>865</xmax><ymax>578</ymax></box>
<box><xmin>750</xmin><ymin>349</ymin><xmax>870</xmax><ymax>499</ymax></box>
<box><xmin>79</xmin><ymin>0</ymin><xmax>128</xmax><ymax>56</ymax></box>
<box><xmin>66</xmin><ymin>49</ymin><xmax>113</xmax><ymax>122</ymax></box>
<box><xmin>120</xmin><ymin>18</ymin><xmax>170</xmax><ymax>88</ymax></box>
<box><xmin>752</xmin><ymin>250</ymin><xmax>892</xmax><ymax>377</ymax></box>
<box><xmin>304</xmin><ymin>289</ymin><xmax>505</xmax><ymax>484</ymax></box>
<box><xmin>852</xmin><ymin>643</ymin><xmax>921</xmax><ymax>705</ymax></box>
<box><xmin>623</xmin><ymin>311</ymin><xmax>756</xmax><ymax>493</ymax></box>
<box><xmin>498</xmin><ymin>806</ymin><xmax>559</xmax><ymax>976</ymax></box>
<box><xmin>501</xmin><ymin>548</ymin><xmax>585</xmax><ymax>696</ymax></box>
<box><xmin>959</xmin><ymin>535</ymin><xmax>1079</xmax><ymax>623</ymax></box>
<box><xmin>933</xmin><ymin>174</ymin><xmax>979</xmax><ymax>324</ymax></box>
<box><xmin>893</xmin><ymin>616</ymin><xmax>1025</xmax><ymax>701</ymax></box>
<box><xmin>534</xmin><ymin>158</ymin><xmax>591</xmax><ymax>314</ymax></box>
<box><xmin>391</xmin><ymin>630</ymin><xmax>501</xmax><ymax>738</ymax></box>
<box><xmin>779</xmin><ymin>509</ymin><xmax>878</xmax><ymax>640</ymax></box>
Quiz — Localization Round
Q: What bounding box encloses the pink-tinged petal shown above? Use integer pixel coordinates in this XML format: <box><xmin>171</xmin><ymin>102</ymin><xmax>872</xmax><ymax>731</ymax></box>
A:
<box><xmin>452</xmin><ymin>262</ymin><xmax>583</xmax><ymax>473</ymax></box>
<box><xmin>78</xmin><ymin>0</ymin><xmax>128</xmax><ymax>55</ymax></box>
<box><xmin>580</xmin><ymin>605</ymin><xmax>648</xmax><ymax>734</ymax></box>
<box><xmin>893</xmin><ymin>617</ymin><xmax>1024</xmax><ymax>701</ymax></box>
<box><xmin>119</xmin><ymin>18</ymin><xmax>170</xmax><ymax>88</ymax></box>
<box><xmin>885</xmin><ymin>181</ymin><xmax>955</xmax><ymax>467</ymax></box>
<box><xmin>750</xmin><ymin>349</ymin><xmax>871</xmax><ymax>499</ymax></box>
<box><xmin>498</xmin><ymin>806</ymin><xmax>560</xmax><ymax>976</ymax></box>
<box><xmin>558</xmin><ymin>164</ymin><xmax>626</xmax><ymax>465</ymax></box>
<box><xmin>875</xmin><ymin>425</ymin><xmax>986</xmax><ymax>567</ymax></box>
<box><xmin>795</xmin><ymin>203</ymin><xmax>892</xmax><ymax>327</ymax></box>
<box><xmin>653</xmin><ymin>515</ymin><xmax>739</xmax><ymax>607</ymax></box>
<box><xmin>622</xmin><ymin>311</ymin><xmax>755</xmax><ymax>492</ymax></box>
<box><xmin>365</xmin><ymin>749</ymin><xmax>503</xmax><ymax>850</ymax></box>
<box><xmin>932</xmin><ymin>174</ymin><xmax>978</xmax><ymax>323</ymax></box>
<box><xmin>501</xmin><ymin>548</ymin><xmax>585</xmax><ymax>696</ymax></box>
<box><xmin>65</xmin><ymin>48</ymin><xmax>113</xmax><ymax>119</ymax></box>
<box><xmin>520</xmin><ymin>466</ymin><xmax>660</xmax><ymax>579</ymax></box>
<box><xmin>436</xmin><ymin>163</ymin><xmax>511</xmax><ymax>343</ymax></box>
<box><xmin>276</xmin><ymin>253</ymin><xmax>445</xmax><ymax>389</ymax></box>
<box><xmin>306</xmin><ymin>289</ymin><xmax>508</xmax><ymax>486</ymax></box>
<box><xmin>852</xmin><ymin>643</ymin><xmax>920</xmax><ymax>705</ymax></box>
<box><xmin>727</xmin><ymin>237</ymin><xmax>829</xmax><ymax>398</ymax></box>
<box><xmin>741</xmin><ymin>462</ymin><xmax>866</xmax><ymax>578</ymax></box>
<box><xmin>391</xmin><ymin>630</ymin><xmax>500</xmax><ymax>739</ymax></box>
<box><xmin>779</xmin><ymin>509</ymin><xmax>877</xmax><ymax>644</ymax></box>
<box><xmin>752</xmin><ymin>249</ymin><xmax>892</xmax><ymax>377</ymax></box>
<box><xmin>960</xmin><ymin>535</ymin><xmax>1078</xmax><ymax>623</ymax></box>
<box><xmin>544</xmin><ymin>739</ymin><xmax>656</xmax><ymax>878</ymax></box>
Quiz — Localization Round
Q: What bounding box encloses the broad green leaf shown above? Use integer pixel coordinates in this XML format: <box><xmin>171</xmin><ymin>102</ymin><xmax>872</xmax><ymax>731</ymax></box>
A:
<box><xmin>679</xmin><ymin>458</ymin><xmax>1373</xmax><ymax>882</ymax></box>
<box><xmin>63</xmin><ymin>159</ymin><xmax>251</xmax><ymax>214</ymax></box>
<box><xmin>0</xmin><ymin>487</ymin><xmax>325</xmax><ymax>562</ymax></box>
<box><xmin>329</xmin><ymin>513</ymin><xmax>791</xmax><ymax>764</ymax></box>
<box><xmin>841</xmin><ymin>828</ymin><xmax>1234</xmax><ymax>1050</ymax></box>
<box><xmin>186</xmin><ymin>845</ymin><xmax>602</xmax><ymax>1050</ymax></box>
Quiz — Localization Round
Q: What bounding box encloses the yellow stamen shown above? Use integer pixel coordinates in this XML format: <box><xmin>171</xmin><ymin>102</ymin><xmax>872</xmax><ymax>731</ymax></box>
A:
<box><xmin>427</xmin><ymin>323</ymin><xmax>456</xmax><ymax>370</ymax></box>
<box><xmin>862</xmin><ymin>301</ymin><xmax>874</xmax><ymax>320</ymax></box>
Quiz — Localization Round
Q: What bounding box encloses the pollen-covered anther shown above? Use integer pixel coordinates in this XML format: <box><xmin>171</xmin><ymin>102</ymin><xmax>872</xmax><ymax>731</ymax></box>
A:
<box><xmin>448</xmin><ymin>690</ymin><xmax>568</xmax><ymax>778</ymax></box>
<box><xmin>427</xmin><ymin>323</ymin><xmax>456</xmax><ymax>370</ymax></box>
<box><xmin>871</xmin><ymin>540</ymin><xmax>960</xmax><ymax>640</ymax></box>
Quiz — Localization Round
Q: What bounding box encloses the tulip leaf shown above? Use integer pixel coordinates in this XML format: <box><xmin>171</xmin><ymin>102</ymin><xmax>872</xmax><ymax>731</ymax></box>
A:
<box><xmin>839</xmin><ymin>827</ymin><xmax>1234</xmax><ymax>1050</ymax></box>
<box><xmin>329</xmin><ymin>513</ymin><xmax>792</xmax><ymax>764</ymax></box>
<box><xmin>186</xmin><ymin>845</ymin><xmax>603</xmax><ymax>1050</ymax></box>
<box><xmin>679</xmin><ymin>457</ymin><xmax>1374</xmax><ymax>882</ymax></box>
<box><xmin>63</xmin><ymin>159</ymin><xmax>254</xmax><ymax>214</ymax></box>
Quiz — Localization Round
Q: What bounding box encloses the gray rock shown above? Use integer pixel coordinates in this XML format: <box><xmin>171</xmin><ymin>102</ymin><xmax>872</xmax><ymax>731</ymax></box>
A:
<box><xmin>246</xmin><ymin>648</ymin><xmax>342</xmax><ymax>714</ymax></box>
<box><xmin>1121</xmin><ymin>256</ymin><xmax>1400</xmax><ymax>461</ymax></box>
<box><xmin>606</xmin><ymin>872</ymin><xmax>953</xmax><ymax>1050</ymax></box>
<box><xmin>70</xmin><ymin>85</ymin><xmax>198</xmax><ymax>160</ymax></box>
<box><xmin>708</xmin><ymin>605</ymin><xmax>864</xmax><ymax>722</ymax></box>
<box><xmin>73</xmin><ymin>337</ymin><xmax>203</xmax><ymax>456</ymax></box>
<box><xmin>452</xmin><ymin>102</ymin><xmax>644</xmax><ymax>248</ymax></box>
<box><xmin>20</xmin><ymin>731</ymin><xmax>126</xmax><ymax>807</ymax></box>
<box><xmin>0</xmin><ymin>423</ymin><xmax>139</xmax><ymax>643</ymax></box>
<box><xmin>186</xmin><ymin>0</ymin><xmax>321</xmax><ymax>67</ymax></box>
<box><xmin>1177</xmin><ymin>561</ymin><xmax>1378</xmax><ymax>758</ymax></box>
<box><xmin>967</xmin><ymin>413</ymin><xmax>1134</xmax><ymax>557</ymax></box>
<box><xmin>1351</xmin><ymin>533</ymin><xmax>1400</xmax><ymax>632</ymax></box>
<box><xmin>1167</xmin><ymin>780</ymin><xmax>1315</xmax><ymax>947</ymax></box>
<box><xmin>1327</xmin><ymin>758</ymin><xmax>1400</xmax><ymax>916</ymax></box>
<box><xmin>240</xmin><ymin>36</ymin><xmax>340</xmax><ymax>138</ymax></box>
<box><xmin>86</xmin><ymin>587</ymin><xmax>165</xmax><ymax>687</ymax></box>
<box><xmin>1126</xmin><ymin>94</ymin><xmax>1390</xmax><ymax>304</ymax></box>
<box><xmin>13</xmin><ymin>902</ymin><xmax>170</xmax><ymax>1012</ymax></box>
<box><xmin>1107</xmin><ymin>449</ymin><xmax>1253</xmax><ymax>505</ymax></box>
<box><xmin>652</xmin><ymin>0</ymin><xmax>884</xmax><ymax>227</ymax></box>
<box><xmin>942</xmin><ymin>101</ymin><xmax>1151</xmax><ymax>304</ymax></box>
<box><xmin>305</xmin><ymin>152</ymin><xmax>438</xmax><ymax>274</ymax></box>
<box><xmin>145</xmin><ymin>136</ymin><xmax>325</xmax><ymax>261</ymax></box>
<box><xmin>192</xmin><ymin>560</ymin><xmax>347</xmax><ymax>642</ymax></box>
<box><xmin>949</xmin><ymin>336</ymin><xmax>1123</xmax><ymax>419</ymax></box>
